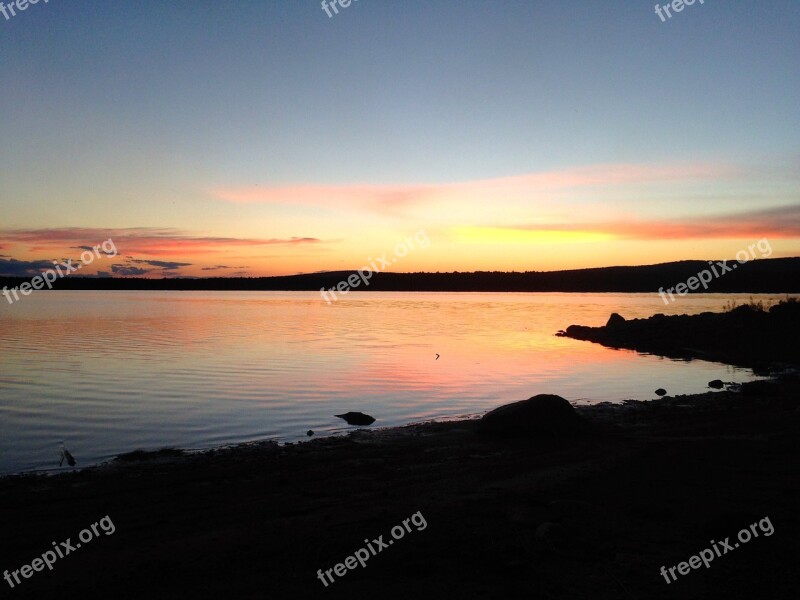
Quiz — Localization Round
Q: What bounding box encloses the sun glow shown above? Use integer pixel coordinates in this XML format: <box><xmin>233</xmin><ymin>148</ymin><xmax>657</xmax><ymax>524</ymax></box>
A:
<box><xmin>455</xmin><ymin>226</ymin><xmax>615</xmax><ymax>245</ymax></box>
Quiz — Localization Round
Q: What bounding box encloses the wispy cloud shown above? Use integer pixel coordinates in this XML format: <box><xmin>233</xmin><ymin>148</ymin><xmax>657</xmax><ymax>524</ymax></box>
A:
<box><xmin>200</xmin><ymin>265</ymin><xmax>248</xmax><ymax>271</ymax></box>
<box><xmin>101</xmin><ymin>258</ymin><xmax>196</xmax><ymax>277</ymax></box>
<box><xmin>212</xmin><ymin>183</ymin><xmax>438</xmax><ymax>216</ymax></box>
<box><xmin>0</xmin><ymin>228</ymin><xmax>322</xmax><ymax>257</ymax></box>
<box><xmin>71</xmin><ymin>245</ymin><xmax>117</xmax><ymax>255</ymax></box>
<box><xmin>210</xmin><ymin>162</ymin><xmax>746</xmax><ymax>215</ymax></box>
<box><xmin>478</xmin><ymin>205</ymin><xmax>800</xmax><ymax>241</ymax></box>
<box><xmin>131</xmin><ymin>259</ymin><xmax>193</xmax><ymax>269</ymax></box>
<box><xmin>110</xmin><ymin>264</ymin><xmax>149</xmax><ymax>276</ymax></box>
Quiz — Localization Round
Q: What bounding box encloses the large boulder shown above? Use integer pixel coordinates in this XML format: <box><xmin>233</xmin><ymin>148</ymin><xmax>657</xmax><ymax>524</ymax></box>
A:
<box><xmin>479</xmin><ymin>394</ymin><xmax>588</xmax><ymax>437</ymax></box>
<box><xmin>606</xmin><ymin>313</ymin><xmax>626</xmax><ymax>328</ymax></box>
<box><xmin>335</xmin><ymin>412</ymin><xmax>376</xmax><ymax>426</ymax></box>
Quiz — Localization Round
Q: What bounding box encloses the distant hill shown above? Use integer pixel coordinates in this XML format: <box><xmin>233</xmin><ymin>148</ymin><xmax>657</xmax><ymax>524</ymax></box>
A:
<box><xmin>2</xmin><ymin>257</ymin><xmax>799</xmax><ymax>293</ymax></box>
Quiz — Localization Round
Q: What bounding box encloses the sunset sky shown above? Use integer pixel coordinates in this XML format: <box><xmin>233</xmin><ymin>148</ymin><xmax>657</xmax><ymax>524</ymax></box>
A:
<box><xmin>1</xmin><ymin>0</ymin><xmax>798</xmax><ymax>278</ymax></box>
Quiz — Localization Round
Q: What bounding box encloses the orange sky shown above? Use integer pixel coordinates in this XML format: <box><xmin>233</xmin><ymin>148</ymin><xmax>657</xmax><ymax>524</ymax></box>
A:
<box><xmin>2</xmin><ymin>160</ymin><xmax>799</xmax><ymax>278</ymax></box>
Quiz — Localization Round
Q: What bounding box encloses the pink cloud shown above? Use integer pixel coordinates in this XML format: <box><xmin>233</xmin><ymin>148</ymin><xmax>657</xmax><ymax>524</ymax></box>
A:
<box><xmin>0</xmin><ymin>227</ymin><xmax>322</xmax><ymax>257</ymax></box>
<box><xmin>212</xmin><ymin>183</ymin><xmax>439</xmax><ymax>217</ymax></box>
<box><xmin>493</xmin><ymin>205</ymin><xmax>800</xmax><ymax>240</ymax></box>
<box><xmin>210</xmin><ymin>162</ymin><xmax>746</xmax><ymax>214</ymax></box>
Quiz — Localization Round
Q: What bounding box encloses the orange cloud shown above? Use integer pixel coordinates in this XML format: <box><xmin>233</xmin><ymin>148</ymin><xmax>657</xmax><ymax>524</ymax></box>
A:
<box><xmin>0</xmin><ymin>227</ymin><xmax>323</xmax><ymax>257</ymax></box>
<box><xmin>483</xmin><ymin>204</ymin><xmax>800</xmax><ymax>241</ymax></box>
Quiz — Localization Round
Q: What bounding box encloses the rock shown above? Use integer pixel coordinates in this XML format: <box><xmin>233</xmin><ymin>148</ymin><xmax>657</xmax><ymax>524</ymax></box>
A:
<box><xmin>561</xmin><ymin>298</ymin><xmax>800</xmax><ymax>367</ymax></box>
<box><xmin>655</xmin><ymin>388</ymin><xmax>667</xmax><ymax>396</ymax></box>
<box><xmin>708</xmin><ymin>379</ymin><xmax>724</xmax><ymax>389</ymax></box>
<box><xmin>335</xmin><ymin>412</ymin><xmax>376</xmax><ymax>426</ymax></box>
<box><xmin>306</xmin><ymin>430</ymin><xmax>314</xmax><ymax>436</ymax></box>
<box><xmin>606</xmin><ymin>313</ymin><xmax>626</xmax><ymax>327</ymax></box>
<box><xmin>478</xmin><ymin>394</ymin><xmax>588</xmax><ymax>437</ymax></box>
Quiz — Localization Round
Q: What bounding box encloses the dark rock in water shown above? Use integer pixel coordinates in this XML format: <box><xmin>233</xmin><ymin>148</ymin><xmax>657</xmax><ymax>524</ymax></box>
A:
<box><xmin>655</xmin><ymin>388</ymin><xmax>667</xmax><ymax>396</ymax></box>
<box><xmin>708</xmin><ymin>379</ymin><xmax>724</xmax><ymax>389</ymax></box>
<box><xmin>606</xmin><ymin>313</ymin><xmax>626</xmax><ymax>327</ymax></box>
<box><xmin>335</xmin><ymin>412</ymin><xmax>376</xmax><ymax>426</ymax></box>
<box><xmin>478</xmin><ymin>394</ymin><xmax>588</xmax><ymax>437</ymax></box>
<box><xmin>561</xmin><ymin>299</ymin><xmax>800</xmax><ymax>368</ymax></box>
<box><xmin>306</xmin><ymin>430</ymin><xmax>314</xmax><ymax>436</ymax></box>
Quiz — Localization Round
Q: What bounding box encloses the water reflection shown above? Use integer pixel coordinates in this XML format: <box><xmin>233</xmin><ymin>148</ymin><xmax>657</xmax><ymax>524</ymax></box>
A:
<box><xmin>0</xmin><ymin>291</ymin><xmax>775</xmax><ymax>474</ymax></box>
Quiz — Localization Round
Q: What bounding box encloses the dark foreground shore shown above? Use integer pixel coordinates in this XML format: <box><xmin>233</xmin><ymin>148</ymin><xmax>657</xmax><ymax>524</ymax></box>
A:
<box><xmin>1</xmin><ymin>374</ymin><xmax>799</xmax><ymax>599</ymax></box>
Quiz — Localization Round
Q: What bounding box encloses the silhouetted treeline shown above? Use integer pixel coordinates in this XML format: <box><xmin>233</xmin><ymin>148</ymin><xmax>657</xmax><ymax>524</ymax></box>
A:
<box><xmin>1</xmin><ymin>257</ymin><xmax>799</xmax><ymax>293</ymax></box>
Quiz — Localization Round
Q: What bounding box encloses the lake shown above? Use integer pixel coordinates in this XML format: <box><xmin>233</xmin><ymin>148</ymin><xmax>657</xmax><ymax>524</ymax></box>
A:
<box><xmin>0</xmin><ymin>291</ymin><xmax>778</xmax><ymax>475</ymax></box>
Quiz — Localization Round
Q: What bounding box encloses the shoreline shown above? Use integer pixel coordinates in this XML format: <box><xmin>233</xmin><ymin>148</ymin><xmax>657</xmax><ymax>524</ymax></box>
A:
<box><xmin>2</xmin><ymin>256</ymin><xmax>799</xmax><ymax>293</ymax></box>
<box><xmin>0</xmin><ymin>353</ymin><xmax>791</xmax><ymax>482</ymax></box>
<box><xmin>0</xmin><ymin>378</ymin><xmax>764</xmax><ymax>481</ymax></box>
<box><xmin>561</xmin><ymin>300</ymin><xmax>800</xmax><ymax>368</ymax></box>
<box><xmin>1</xmin><ymin>373</ymin><xmax>798</xmax><ymax>599</ymax></box>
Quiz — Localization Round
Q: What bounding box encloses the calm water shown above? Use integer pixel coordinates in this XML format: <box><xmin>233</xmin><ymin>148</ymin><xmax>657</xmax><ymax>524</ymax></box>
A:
<box><xmin>0</xmin><ymin>291</ymin><xmax>779</xmax><ymax>475</ymax></box>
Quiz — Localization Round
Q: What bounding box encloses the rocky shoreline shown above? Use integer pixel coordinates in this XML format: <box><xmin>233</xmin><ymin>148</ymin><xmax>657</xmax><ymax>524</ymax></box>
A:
<box><xmin>1</xmin><ymin>371</ymin><xmax>798</xmax><ymax>599</ymax></box>
<box><xmin>559</xmin><ymin>299</ymin><xmax>800</xmax><ymax>369</ymax></box>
